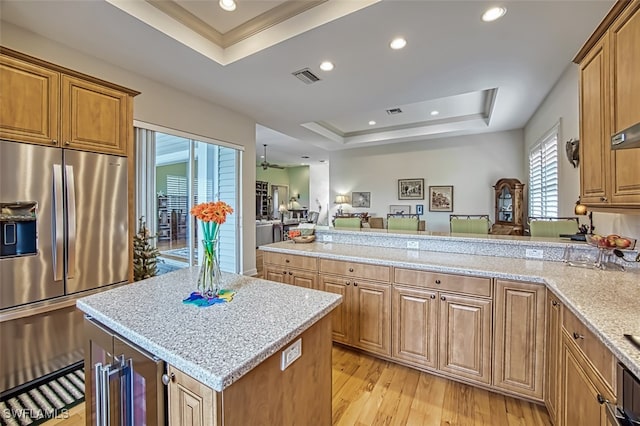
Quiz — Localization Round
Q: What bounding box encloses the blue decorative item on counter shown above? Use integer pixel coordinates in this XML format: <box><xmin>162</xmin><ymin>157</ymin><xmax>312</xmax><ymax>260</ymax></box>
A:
<box><xmin>183</xmin><ymin>290</ymin><xmax>236</xmax><ymax>307</ymax></box>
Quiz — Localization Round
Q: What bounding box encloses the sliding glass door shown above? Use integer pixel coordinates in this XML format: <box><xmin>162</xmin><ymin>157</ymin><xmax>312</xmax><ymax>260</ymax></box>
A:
<box><xmin>136</xmin><ymin>125</ymin><xmax>241</xmax><ymax>275</ymax></box>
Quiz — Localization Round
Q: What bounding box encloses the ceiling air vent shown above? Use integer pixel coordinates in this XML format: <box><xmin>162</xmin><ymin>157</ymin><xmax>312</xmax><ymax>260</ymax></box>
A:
<box><xmin>292</xmin><ymin>68</ymin><xmax>321</xmax><ymax>84</ymax></box>
<box><xmin>386</xmin><ymin>107</ymin><xmax>403</xmax><ymax>115</ymax></box>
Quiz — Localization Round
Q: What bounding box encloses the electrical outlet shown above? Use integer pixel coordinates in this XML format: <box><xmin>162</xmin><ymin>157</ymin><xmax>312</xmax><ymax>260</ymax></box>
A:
<box><xmin>525</xmin><ymin>249</ymin><xmax>544</xmax><ymax>259</ymax></box>
<box><xmin>323</xmin><ymin>235</ymin><xmax>332</xmax><ymax>242</ymax></box>
<box><xmin>281</xmin><ymin>338</ymin><xmax>302</xmax><ymax>371</ymax></box>
<box><xmin>406</xmin><ymin>241</ymin><xmax>419</xmax><ymax>249</ymax></box>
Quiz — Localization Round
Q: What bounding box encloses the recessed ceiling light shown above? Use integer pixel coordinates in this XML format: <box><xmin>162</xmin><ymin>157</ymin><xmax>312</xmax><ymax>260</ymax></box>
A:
<box><xmin>301</xmin><ymin>155</ymin><xmax>310</xmax><ymax>159</ymax></box>
<box><xmin>368</xmin><ymin>120</ymin><xmax>376</xmax><ymax>125</ymax></box>
<box><xmin>430</xmin><ymin>110</ymin><xmax>439</xmax><ymax>116</ymax></box>
<box><xmin>319</xmin><ymin>61</ymin><xmax>334</xmax><ymax>71</ymax></box>
<box><xmin>389</xmin><ymin>38</ymin><xmax>407</xmax><ymax>50</ymax></box>
<box><xmin>482</xmin><ymin>6</ymin><xmax>506</xmax><ymax>22</ymax></box>
<box><xmin>219</xmin><ymin>0</ymin><xmax>236</xmax><ymax>12</ymax></box>
<box><xmin>260</xmin><ymin>155</ymin><xmax>265</xmax><ymax>158</ymax></box>
<box><xmin>319</xmin><ymin>160</ymin><xmax>326</xmax><ymax>163</ymax></box>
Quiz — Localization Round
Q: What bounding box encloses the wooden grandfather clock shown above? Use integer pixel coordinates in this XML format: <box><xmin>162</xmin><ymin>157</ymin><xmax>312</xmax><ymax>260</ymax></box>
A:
<box><xmin>491</xmin><ymin>178</ymin><xmax>524</xmax><ymax>235</ymax></box>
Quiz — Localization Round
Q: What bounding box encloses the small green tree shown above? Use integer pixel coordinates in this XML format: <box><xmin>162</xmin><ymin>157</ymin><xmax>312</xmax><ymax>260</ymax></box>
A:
<box><xmin>133</xmin><ymin>216</ymin><xmax>161</xmax><ymax>281</ymax></box>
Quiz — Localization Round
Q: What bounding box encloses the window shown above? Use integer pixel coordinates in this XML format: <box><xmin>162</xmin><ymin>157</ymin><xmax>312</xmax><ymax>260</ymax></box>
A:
<box><xmin>135</xmin><ymin>123</ymin><xmax>242</xmax><ymax>275</ymax></box>
<box><xmin>529</xmin><ymin>124</ymin><xmax>559</xmax><ymax>218</ymax></box>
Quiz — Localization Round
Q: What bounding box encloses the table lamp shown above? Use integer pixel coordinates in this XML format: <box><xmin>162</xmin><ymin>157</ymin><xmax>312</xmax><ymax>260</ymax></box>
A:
<box><xmin>574</xmin><ymin>197</ymin><xmax>594</xmax><ymax>234</ymax></box>
<box><xmin>334</xmin><ymin>195</ymin><xmax>349</xmax><ymax>215</ymax></box>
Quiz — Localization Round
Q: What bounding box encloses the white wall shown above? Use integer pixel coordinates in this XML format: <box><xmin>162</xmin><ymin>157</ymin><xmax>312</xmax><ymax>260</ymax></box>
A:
<box><xmin>310</xmin><ymin>163</ymin><xmax>330</xmax><ymax>226</ymax></box>
<box><xmin>525</xmin><ymin>64</ymin><xmax>640</xmax><ymax>237</ymax></box>
<box><xmin>329</xmin><ymin>130</ymin><xmax>525</xmax><ymax>232</ymax></box>
<box><xmin>1</xmin><ymin>22</ymin><xmax>259</xmax><ymax>275</ymax></box>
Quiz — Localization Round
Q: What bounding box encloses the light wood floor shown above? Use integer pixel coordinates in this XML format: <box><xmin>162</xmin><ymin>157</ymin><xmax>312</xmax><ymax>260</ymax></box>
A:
<box><xmin>42</xmin><ymin>346</ymin><xmax>550</xmax><ymax>426</ymax></box>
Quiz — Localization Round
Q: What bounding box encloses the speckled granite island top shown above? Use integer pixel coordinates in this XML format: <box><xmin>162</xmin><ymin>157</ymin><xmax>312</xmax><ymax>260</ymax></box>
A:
<box><xmin>261</xmin><ymin>241</ymin><xmax>640</xmax><ymax>379</ymax></box>
<box><xmin>76</xmin><ymin>269</ymin><xmax>342</xmax><ymax>392</ymax></box>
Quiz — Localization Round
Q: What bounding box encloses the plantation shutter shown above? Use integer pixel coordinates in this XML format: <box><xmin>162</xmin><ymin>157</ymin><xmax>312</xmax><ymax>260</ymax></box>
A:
<box><xmin>529</xmin><ymin>126</ymin><xmax>559</xmax><ymax>218</ymax></box>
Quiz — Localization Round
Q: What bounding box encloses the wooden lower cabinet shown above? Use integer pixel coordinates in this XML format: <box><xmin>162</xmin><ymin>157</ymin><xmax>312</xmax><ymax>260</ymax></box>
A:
<box><xmin>320</xmin><ymin>274</ymin><xmax>391</xmax><ymax>356</ymax></box>
<box><xmin>438</xmin><ymin>293</ymin><xmax>492</xmax><ymax>385</ymax></box>
<box><xmin>493</xmin><ymin>280</ymin><xmax>546</xmax><ymax>400</ymax></box>
<box><xmin>167</xmin><ymin>316</ymin><xmax>333</xmax><ymax>426</ymax></box>
<box><xmin>545</xmin><ymin>291</ymin><xmax>563</xmax><ymax>423</ymax></box>
<box><xmin>264</xmin><ymin>264</ymin><xmax>317</xmax><ymax>289</ymax></box>
<box><xmin>561</xmin><ymin>331</ymin><xmax>615</xmax><ymax>426</ymax></box>
<box><xmin>392</xmin><ymin>285</ymin><xmax>438</xmax><ymax>369</ymax></box>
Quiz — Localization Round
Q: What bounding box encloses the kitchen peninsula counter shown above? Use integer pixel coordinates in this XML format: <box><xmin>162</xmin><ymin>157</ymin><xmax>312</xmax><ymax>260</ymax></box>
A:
<box><xmin>260</xmin><ymin>240</ymin><xmax>640</xmax><ymax>380</ymax></box>
<box><xmin>76</xmin><ymin>268</ymin><xmax>342</xmax><ymax>392</ymax></box>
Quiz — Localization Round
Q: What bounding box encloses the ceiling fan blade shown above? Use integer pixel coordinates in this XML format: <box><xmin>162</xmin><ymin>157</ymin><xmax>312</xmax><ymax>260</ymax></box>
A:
<box><xmin>269</xmin><ymin>164</ymin><xmax>284</xmax><ymax>169</ymax></box>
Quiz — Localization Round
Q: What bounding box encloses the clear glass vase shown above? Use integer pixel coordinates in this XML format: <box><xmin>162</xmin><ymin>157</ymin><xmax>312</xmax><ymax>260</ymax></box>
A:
<box><xmin>198</xmin><ymin>237</ymin><xmax>221</xmax><ymax>297</ymax></box>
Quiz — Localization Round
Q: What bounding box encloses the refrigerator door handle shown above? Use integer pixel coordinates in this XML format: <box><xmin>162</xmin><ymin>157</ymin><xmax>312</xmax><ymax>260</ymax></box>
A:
<box><xmin>52</xmin><ymin>164</ymin><xmax>64</xmax><ymax>281</ymax></box>
<box><xmin>65</xmin><ymin>165</ymin><xmax>77</xmax><ymax>279</ymax></box>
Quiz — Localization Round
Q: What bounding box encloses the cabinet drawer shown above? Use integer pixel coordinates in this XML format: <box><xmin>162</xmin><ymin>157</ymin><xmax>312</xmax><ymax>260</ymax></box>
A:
<box><xmin>319</xmin><ymin>259</ymin><xmax>390</xmax><ymax>282</ymax></box>
<box><xmin>394</xmin><ymin>268</ymin><xmax>491</xmax><ymax>298</ymax></box>
<box><xmin>263</xmin><ymin>252</ymin><xmax>317</xmax><ymax>271</ymax></box>
<box><xmin>562</xmin><ymin>306</ymin><xmax>616</xmax><ymax>390</ymax></box>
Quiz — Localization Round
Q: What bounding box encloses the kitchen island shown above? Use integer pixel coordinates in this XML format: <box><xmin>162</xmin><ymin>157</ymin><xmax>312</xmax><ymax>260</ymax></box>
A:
<box><xmin>77</xmin><ymin>268</ymin><xmax>342</xmax><ymax>425</ymax></box>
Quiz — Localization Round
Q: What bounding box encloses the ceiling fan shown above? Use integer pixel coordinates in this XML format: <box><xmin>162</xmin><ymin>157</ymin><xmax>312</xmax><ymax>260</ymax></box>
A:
<box><xmin>260</xmin><ymin>144</ymin><xmax>284</xmax><ymax>170</ymax></box>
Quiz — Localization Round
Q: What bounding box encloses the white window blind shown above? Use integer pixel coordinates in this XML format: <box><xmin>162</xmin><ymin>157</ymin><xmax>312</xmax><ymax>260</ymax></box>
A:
<box><xmin>529</xmin><ymin>126</ymin><xmax>559</xmax><ymax>218</ymax></box>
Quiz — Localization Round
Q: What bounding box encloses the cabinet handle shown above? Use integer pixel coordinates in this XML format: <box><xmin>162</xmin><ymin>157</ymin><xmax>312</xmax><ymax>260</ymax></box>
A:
<box><xmin>552</xmin><ymin>300</ymin><xmax>558</xmax><ymax>307</ymax></box>
<box><xmin>430</xmin><ymin>294</ymin><xmax>436</xmax><ymax>299</ymax></box>
<box><xmin>288</xmin><ymin>272</ymin><xmax>293</xmax><ymax>275</ymax></box>
<box><xmin>282</xmin><ymin>271</ymin><xmax>287</xmax><ymax>275</ymax></box>
<box><xmin>346</xmin><ymin>281</ymin><xmax>351</xmax><ymax>286</ymax></box>
<box><xmin>573</xmin><ymin>332</ymin><xmax>585</xmax><ymax>340</ymax></box>
<box><xmin>597</xmin><ymin>394</ymin><xmax>608</xmax><ymax>405</ymax></box>
<box><xmin>161</xmin><ymin>373</ymin><xmax>175</xmax><ymax>385</ymax></box>
<box><xmin>51</xmin><ymin>139</ymin><xmax>58</xmax><ymax>145</ymax></box>
<box><xmin>600</xmin><ymin>197</ymin><xmax>608</xmax><ymax>202</ymax></box>
<box><xmin>65</xmin><ymin>141</ymin><xmax>70</xmax><ymax>146</ymax></box>
<box><xmin>435</xmin><ymin>279</ymin><xmax>441</xmax><ymax>285</ymax></box>
<box><xmin>285</xmin><ymin>259</ymin><xmax>290</xmax><ymax>263</ymax></box>
<box><xmin>353</xmin><ymin>282</ymin><xmax>358</xmax><ymax>287</ymax></box>
<box><xmin>348</xmin><ymin>268</ymin><xmax>354</xmax><ymax>272</ymax></box>
<box><xmin>440</xmin><ymin>296</ymin><xmax>446</xmax><ymax>301</ymax></box>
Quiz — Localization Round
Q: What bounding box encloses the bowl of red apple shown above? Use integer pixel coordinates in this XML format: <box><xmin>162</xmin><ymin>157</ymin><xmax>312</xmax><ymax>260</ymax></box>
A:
<box><xmin>586</xmin><ymin>233</ymin><xmax>636</xmax><ymax>250</ymax></box>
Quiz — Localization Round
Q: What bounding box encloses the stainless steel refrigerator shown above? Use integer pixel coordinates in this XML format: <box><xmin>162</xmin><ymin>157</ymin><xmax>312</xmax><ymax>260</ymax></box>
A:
<box><xmin>0</xmin><ymin>140</ymin><xmax>129</xmax><ymax>393</ymax></box>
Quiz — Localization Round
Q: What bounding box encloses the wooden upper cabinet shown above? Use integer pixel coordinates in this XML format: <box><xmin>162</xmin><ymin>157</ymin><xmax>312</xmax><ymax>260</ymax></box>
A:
<box><xmin>0</xmin><ymin>47</ymin><xmax>138</xmax><ymax>156</ymax></box>
<box><xmin>576</xmin><ymin>0</ymin><xmax>640</xmax><ymax>208</ymax></box>
<box><xmin>61</xmin><ymin>75</ymin><xmax>130</xmax><ymax>155</ymax></box>
<box><xmin>579</xmin><ymin>35</ymin><xmax>610</xmax><ymax>205</ymax></box>
<box><xmin>0</xmin><ymin>54</ymin><xmax>60</xmax><ymax>146</ymax></box>
<box><xmin>609</xmin><ymin>0</ymin><xmax>640</xmax><ymax>205</ymax></box>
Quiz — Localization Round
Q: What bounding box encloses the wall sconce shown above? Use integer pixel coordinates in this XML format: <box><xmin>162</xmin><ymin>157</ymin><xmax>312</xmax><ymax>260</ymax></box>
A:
<box><xmin>334</xmin><ymin>195</ymin><xmax>349</xmax><ymax>215</ymax></box>
<box><xmin>574</xmin><ymin>197</ymin><xmax>594</xmax><ymax>234</ymax></box>
<box><xmin>278</xmin><ymin>203</ymin><xmax>288</xmax><ymax>223</ymax></box>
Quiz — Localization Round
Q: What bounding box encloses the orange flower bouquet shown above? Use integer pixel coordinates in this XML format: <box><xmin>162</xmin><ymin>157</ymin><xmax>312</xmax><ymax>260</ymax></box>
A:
<box><xmin>190</xmin><ymin>201</ymin><xmax>234</xmax><ymax>296</ymax></box>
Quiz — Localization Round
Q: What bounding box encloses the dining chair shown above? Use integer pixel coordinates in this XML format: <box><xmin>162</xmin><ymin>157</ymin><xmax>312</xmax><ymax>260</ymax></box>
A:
<box><xmin>387</xmin><ymin>216</ymin><xmax>419</xmax><ymax>231</ymax></box>
<box><xmin>450</xmin><ymin>215</ymin><xmax>491</xmax><ymax>234</ymax></box>
<box><xmin>529</xmin><ymin>217</ymin><xmax>579</xmax><ymax>237</ymax></box>
<box><xmin>334</xmin><ymin>217</ymin><xmax>362</xmax><ymax>229</ymax></box>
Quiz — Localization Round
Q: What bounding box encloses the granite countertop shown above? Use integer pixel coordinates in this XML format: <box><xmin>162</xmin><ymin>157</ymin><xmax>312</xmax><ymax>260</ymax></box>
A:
<box><xmin>76</xmin><ymin>269</ymin><xmax>342</xmax><ymax>392</ymax></box>
<box><xmin>261</xmin><ymin>241</ymin><xmax>640</xmax><ymax>379</ymax></box>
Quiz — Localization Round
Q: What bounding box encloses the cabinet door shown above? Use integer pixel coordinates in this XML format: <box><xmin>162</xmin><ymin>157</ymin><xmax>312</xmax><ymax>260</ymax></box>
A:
<box><xmin>61</xmin><ymin>75</ymin><xmax>129</xmax><ymax>155</ymax></box>
<box><xmin>579</xmin><ymin>34</ymin><xmax>610</xmax><ymax>205</ymax></box>
<box><xmin>0</xmin><ymin>54</ymin><xmax>60</xmax><ymax>146</ymax></box>
<box><xmin>168</xmin><ymin>365</ymin><xmax>217</xmax><ymax>426</ymax></box>
<box><xmin>352</xmin><ymin>280</ymin><xmax>391</xmax><ymax>356</ymax></box>
<box><xmin>264</xmin><ymin>265</ymin><xmax>287</xmax><ymax>284</ymax></box>
<box><xmin>561</xmin><ymin>336</ymin><xmax>614</xmax><ymax>426</ymax></box>
<box><xmin>545</xmin><ymin>292</ymin><xmax>563</xmax><ymax>423</ymax></box>
<box><xmin>609</xmin><ymin>1</ymin><xmax>640</xmax><ymax>205</ymax></box>
<box><xmin>438</xmin><ymin>293</ymin><xmax>492</xmax><ymax>384</ymax></box>
<box><xmin>493</xmin><ymin>280</ymin><xmax>546</xmax><ymax>400</ymax></box>
<box><xmin>320</xmin><ymin>275</ymin><xmax>351</xmax><ymax>345</ymax></box>
<box><xmin>290</xmin><ymin>268</ymin><xmax>317</xmax><ymax>290</ymax></box>
<box><xmin>392</xmin><ymin>286</ymin><xmax>438</xmax><ymax>368</ymax></box>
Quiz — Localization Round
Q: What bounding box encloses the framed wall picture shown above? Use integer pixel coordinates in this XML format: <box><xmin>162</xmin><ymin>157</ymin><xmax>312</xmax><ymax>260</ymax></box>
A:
<box><xmin>416</xmin><ymin>204</ymin><xmax>424</xmax><ymax>215</ymax></box>
<box><xmin>389</xmin><ymin>205</ymin><xmax>411</xmax><ymax>214</ymax></box>
<box><xmin>351</xmin><ymin>191</ymin><xmax>371</xmax><ymax>208</ymax></box>
<box><xmin>398</xmin><ymin>178</ymin><xmax>424</xmax><ymax>200</ymax></box>
<box><xmin>429</xmin><ymin>186</ymin><xmax>454</xmax><ymax>212</ymax></box>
